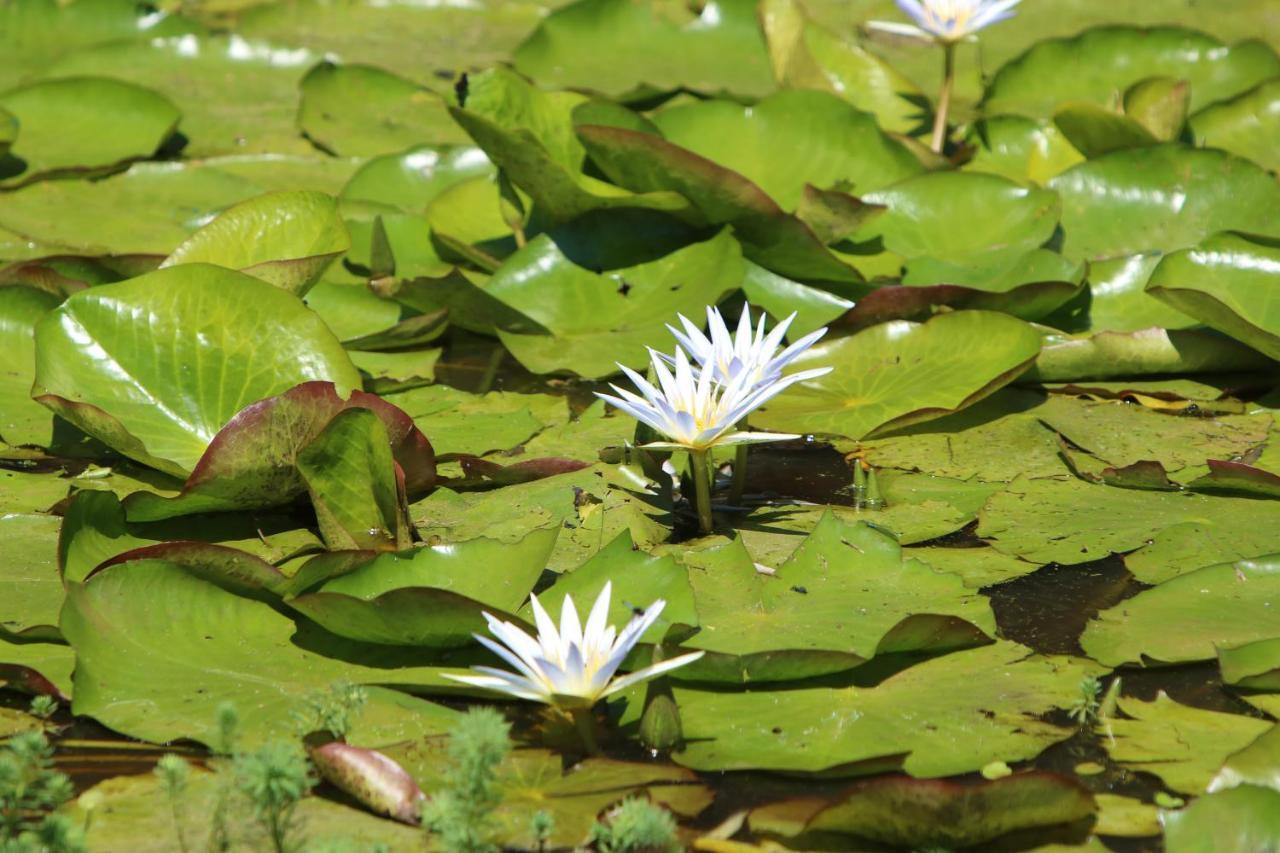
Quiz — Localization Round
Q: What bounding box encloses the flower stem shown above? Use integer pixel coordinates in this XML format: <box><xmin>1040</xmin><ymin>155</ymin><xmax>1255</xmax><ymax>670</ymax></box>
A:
<box><xmin>571</xmin><ymin>708</ymin><xmax>600</xmax><ymax>755</ymax></box>
<box><xmin>690</xmin><ymin>449</ymin><xmax>714</xmax><ymax>535</ymax></box>
<box><xmin>728</xmin><ymin>420</ymin><xmax>749</xmax><ymax>506</ymax></box>
<box><xmin>930</xmin><ymin>42</ymin><xmax>957</xmax><ymax>154</ymax></box>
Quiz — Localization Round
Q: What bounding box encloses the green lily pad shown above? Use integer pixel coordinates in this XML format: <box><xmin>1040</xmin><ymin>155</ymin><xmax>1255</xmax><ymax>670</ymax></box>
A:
<box><xmin>1191</xmin><ymin>79</ymin><xmax>1280</xmax><ymax>172</ymax></box>
<box><xmin>0</xmin><ymin>156</ymin><xmax>359</xmax><ymax>256</ymax></box>
<box><xmin>1034</xmin><ymin>394</ymin><xmax>1271</xmax><ymax>482</ymax></box>
<box><xmin>1163</xmin><ymin>784</ymin><xmax>1280</xmax><ymax>852</ymax></box>
<box><xmin>162</xmin><ymin>190</ymin><xmax>349</xmax><ymax>295</ymax></box>
<box><xmin>740</xmin><ymin>262</ymin><xmax>855</xmax><ymax>337</ymax></box>
<box><xmin>0</xmin><ymin>76</ymin><xmax>179</xmax><ymax>185</ymax></box>
<box><xmin>1081</xmin><ymin>253</ymin><xmax>1197</xmax><ymax>333</ymax></box>
<box><xmin>70</xmin><ymin>766</ymin><xmax>424</xmax><ymax>851</ymax></box>
<box><xmin>963</xmin><ymin>116</ymin><xmax>1083</xmax><ymax>185</ymax></box>
<box><xmin>0</xmin><ymin>468</ymin><xmax>73</xmax><ymax>515</ymax></box>
<box><xmin>578</xmin><ymin>123</ymin><xmax>861</xmax><ymax>283</ymax></box>
<box><xmin>32</xmin><ymin>265</ymin><xmax>361</xmax><ymax>478</ymax></box>
<box><xmin>860</xmin><ymin>389</ymin><xmax>1066</xmax><ymax>483</ymax></box>
<box><xmin>1105</xmin><ymin>694</ymin><xmax>1270</xmax><ymax>794</ymax></box>
<box><xmin>908</xmin><ymin>545</ymin><xmax>1040</xmax><ymax>589</ymax></box>
<box><xmin>381</xmin><ymin>383</ymin><xmax>564</xmax><ymax>457</ymax></box>
<box><xmin>632</xmin><ymin>641</ymin><xmax>1099</xmax><ymax>775</ymax></box>
<box><xmin>513</xmin><ymin>0</ymin><xmax>774</xmax><ymax>100</ymax></box>
<box><xmin>984</xmin><ymin>26</ymin><xmax>1280</xmax><ymax>117</ymax></box>
<box><xmin>120</xmin><ymin>382</ymin><xmax>434</xmax><ymax>521</ymax></box>
<box><xmin>0</xmin><ymin>285</ymin><xmax>60</xmax><ymax>447</ymax></box>
<box><xmin>652</xmin><ymin>89</ymin><xmax>922</xmax><ymax>208</ymax></box>
<box><xmin>393</xmin><ymin>742</ymin><xmax>711</xmax><ymax>849</ymax></box>
<box><xmin>759</xmin><ymin>0</ymin><xmax>924</xmax><ymax>135</ymax></box>
<box><xmin>1082</xmin><ymin>556</ymin><xmax>1280</xmax><ymax>667</ymax></box>
<box><xmin>340</xmin><ymin>145</ymin><xmax>493</xmax><ymax>211</ymax></box>
<box><xmin>285</xmin><ymin>524</ymin><xmax>558</xmax><ymax>647</ymax></box>
<box><xmin>978</xmin><ymin>476</ymin><xmax>1280</xmax><ymax>583</ymax></box>
<box><xmin>485</xmin><ymin>229</ymin><xmax>742</xmax><ymax>378</ymax></box>
<box><xmin>297</xmin><ymin>408</ymin><xmax>412</xmax><ymax>551</ymax></box>
<box><xmin>674</xmin><ymin>513</ymin><xmax>994</xmax><ymax>683</ymax></box>
<box><xmin>0</xmin><ymin>0</ymin><xmax>198</xmax><ymax>92</ymax></box>
<box><xmin>1220</xmin><ymin>638</ymin><xmax>1280</xmax><ymax>690</ymax></box>
<box><xmin>858</xmin><ymin>172</ymin><xmax>1060</xmax><ymax>266</ymax></box>
<box><xmin>753</xmin><ymin>773</ymin><xmax>1097</xmax><ymax>849</ymax></box>
<box><xmin>1210</xmin><ymin>722</ymin><xmax>1280</xmax><ymax>794</ymax></box>
<box><xmin>0</xmin><ymin>634</ymin><xmax>74</xmax><ymax>699</ymax></box>
<box><xmin>1049</xmin><ymin>145</ymin><xmax>1280</xmax><ymax>262</ymax></box>
<box><xmin>58</xmin><ymin>490</ymin><xmax>321</xmax><ymax>586</ymax></box>
<box><xmin>237</xmin><ymin>0</ymin><xmax>547</xmax><ymax>82</ymax></box>
<box><xmin>297</xmin><ymin>61</ymin><xmax>467</xmax><ymax>156</ymax></box>
<box><xmin>304</xmin><ymin>281</ymin><xmax>405</xmax><ymax>343</ymax></box>
<box><xmin>0</xmin><ymin>513</ymin><xmax>63</xmax><ymax>640</ymax></box>
<box><xmin>1146</xmin><ymin>232</ymin><xmax>1280</xmax><ymax>360</ymax></box>
<box><xmin>62</xmin><ymin>558</ymin><xmax>459</xmax><ymax>748</ymax></box>
<box><xmin>1028</xmin><ymin>327</ymin><xmax>1273</xmax><ymax>382</ymax></box>
<box><xmin>755</xmin><ymin>311</ymin><xmax>1044</xmax><ymax>440</ymax></box>
<box><xmin>41</xmin><ymin>34</ymin><xmax>317</xmax><ymax>157</ymax></box>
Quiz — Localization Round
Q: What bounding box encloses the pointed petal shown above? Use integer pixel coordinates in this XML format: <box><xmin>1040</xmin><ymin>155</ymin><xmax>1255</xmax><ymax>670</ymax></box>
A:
<box><xmin>600</xmin><ymin>651</ymin><xmax>707</xmax><ymax>698</ymax></box>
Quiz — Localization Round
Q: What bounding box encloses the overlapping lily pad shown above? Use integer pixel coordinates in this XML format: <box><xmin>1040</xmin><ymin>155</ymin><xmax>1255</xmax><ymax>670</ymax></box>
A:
<box><xmin>0</xmin><ymin>284</ymin><xmax>60</xmax><ymax>447</ymax></box>
<box><xmin>756</xmin><ymin>311</ymin><xmax>1043</xmax><ymax>439</ymax></box>
<box><xmin>32</xmin><ymin>265</ymin><xmax>361</xmax><ymax>477</ymax></box>
<box><xmin>1190</xmin><ymin>79</ymin><xmax>1280</xmax><ymax>172</ymax></box>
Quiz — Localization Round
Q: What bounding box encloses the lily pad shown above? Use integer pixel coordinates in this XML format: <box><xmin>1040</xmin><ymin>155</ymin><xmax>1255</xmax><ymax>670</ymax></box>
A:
<box><xmin>759</xmin><ymin>0</ymin><xmax>924</xmax><ymax>134</ymax></box>
<box><xmin>62</xmin><ymin>558</ymin><xmax>459</xmax><ymax>748</ymax></box>
<box><xmin>1082</xmin><ymin>556</ymin><xmax>1280</xmax><ymax>667</ymax></box>
<box><xmin>284</xmin><ymin>524</ymin><xmax>558</xmax><ymax>647</ymax></box>
<box><xmin>381</xmin><ymin>383</ymin><xmax>564</xmax><ymax>457</ymax></box>
<box><xmin>297</xmin><ymin>61</ymin><xmax>466</xmax><ymax>156</ymax></box>
<box><xmin>513</xmin><ymin>0</ymin><xmax>774</xmax><ymax>99</ymax></box>
<box><xmin>0</xmin><ymin>76</ymin><xmax>179</xmax><ymax>185</ymax></box>
<box><xmin>485</xmin><ymin>230</ymin><xmax>743</xmax><ymax>378</ymax></box>
<box><xmin>0</xmin><ymin>634</ymin><xmax>74</xmax><ymax>699</ymax></box>
<box><xmin>1146</xmin><ymin>232</ymin><xmax>1280</xmax><ymax>361</ymax></box>
<box><xmin>0</xmin><ymin>285</ymin><xmax>61</xmax><ymax>447</ymax></box>
<box><xmin>0</xmin><ymin>513</ymin><xmax>63</xmax><ymax>639</ymax></box>
<box><xmin>1162</xmin><ymin>784</ymin><xmax>1280</xmax><ymax>853</ymax></box>
<box><xmin>1082</xmin><ymin>253</ymin><xmax>1197</xmax><ymax>333</ymax></box>
<box><xmin>652</xmin><ymin>89</ymin><xmax>922</xmax><ymax>207</ymax></box>
<box><xmin>984</xmin><ymin>26</ymin><xmax>1280</xmax><ymax>117</ymax></box>
<box><xmin>1049</xmin><ymin>145</ymin><xmax>1280</xmax><ymax>262</ymax></box>
<box><xmin>340</xmin><ymin>145</ymin><xmax>493</xmax><ymax>211</ymax></box>
<box><xmin>755</xmin><ymin>311</ymin><xmax>1044</xmax><ymax>440</ymax></box>
<box><xmin>1028</xmin><ymin>327</ymin><xmax>1272</xmax><ymax>382</ymax></box>
<box><xmin>1105</xmin><ymin>694</ymin><xmax>1270</xmax><ymax>794</ymax></box>
<box><xmin>32</xmin><ymin>265</ymin><xmax>361</xmax><ymax>478</ymax></box>
<box><xmin>41</xmin><ymin>34</ymin><xmax>317</xmax><ymax>157</ymax></box>
<box><xmin>674</xmin><ymin>513</ymin><xmax>994</xmax><ymax>682</ymax></box>
<box><xmin>1190</xmin><ymin>79</ymin><xmax>1280</xmax><ymax>172</ymax></box>
<box><xmin>120</xmin><ymin>381</ymin><xmax>434</xmax><ymax>521</ymax></box>
<box><xmin>963</xmin><ymin>116</ymin><xmax>1084</xmax><ymax>185</ymax></box>
<box><xmin>634</xmin><ymin>641</ymin><xmax>1100</xmax><ymax>775</ymax></box>
<box><xmin>162</xmin><ymin>190</ymin><xmax>349</xmax><ymax>295</ymax></box>
<box><xmin>1210</xmin><ymin>722</ymin><xmax>1280</xmax><ymax>794</ymax></box>
<box><xmin>1220</xmin><ymin>638</ymin><xmax>1280</xmax><ymax>690</ymax></box>
<box><xmin>978</xmin><ymin>477</ymin><xmax>1280</xmax><ymax>583</ymax></box>
<box><xmin>858</xmin><ymin>172</ymin><xmax>1061</xmax><ymax>267</ymax></box>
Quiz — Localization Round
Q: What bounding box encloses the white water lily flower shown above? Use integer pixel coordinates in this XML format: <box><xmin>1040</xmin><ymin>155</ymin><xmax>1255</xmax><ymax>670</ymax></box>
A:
<box><xmin>445</xmin><ymin>582</ymin><xmax>704</xmax><ymax>710</ymax></box>
<box><xmin>868</xmin><ymin>0</ymin><xmax>1021</xmax><ymax>42</ymax></box>
<box><xmin>667</xmin><ymin>305</ymin><xmax>833</xmax><ymax>391</ymax></box>
<box><xmin>596</xmin><ymin>346</ymin><xmax>809</xmax><ymax>451</ymax></box>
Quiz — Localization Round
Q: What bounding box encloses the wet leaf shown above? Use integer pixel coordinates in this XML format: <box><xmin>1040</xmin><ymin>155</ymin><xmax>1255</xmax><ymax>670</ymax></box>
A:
<box><xmin>1190</xmin><ymin>78</ymin><xmax>1280</xmax><ymax>172</ymax></box>
<box><xmin>121</xmin><ymin>381</ymin><xmax>434</xmax><ymax>520</ymax></box>
<box><xmin>1081</xmin><ymin>556</ymin><xmax>1280</xmax><ymax>667</ymax></box>
<box><xmin>1219</xmin><ymin>637</ymin><xmax>1280</xmax><ymax>690</ymax></box>
<box><xmin>340</xmin><ymin>145</ymin><xmax>492</xmax><ymax>212</ymax></box>
<box><xmin>0</xmin><ymin>77</ymin><xmax>179</xmax><ymax>185</ymax></box>
<box><xmin>1079</xmin><ymin>253</ymin><xmax>1197</xmax><ymax>334</ymax></box>
<box><xmin>1028</xmin><ymin>327</ymin><xmax>1272</xmax><ymax>382</ymax></box>
<box><xmin>163</xmin><ymin>190</ymin><xmax>348</xmax><ymax>295</ymax></box>
<box><xmin>513</xmin><ymin>0</ymin><xmax>774</xmax><ymax>99</ymax></box>
<box><xmin>1162</xmin><ymin>784</ymin><xmax>1280</xmax><ymax>853</ymax></box>
<box><xmin>62</xmin><ymin>558</ymin><xmax>460</xmax><ymax>748</ymax></box>
<box><xmin>0</xmin><ymin>284</ymin><xmax>60</xmax><ymax>447</ymax></box>
<box><xmin>755</xmin><ymin>311</ymin><xmax>1043</xmax><ymax>440</ymax></box>
<box><xmin>630</xmin><ymin>641</ymin><xmax>1100</xmax><ymax>775</ymax></box>
<box><xmin>1105</xmin><ymin>694</ymin><xmax>1270</xmax><ymax>794</ymax></box>
<box><xmin>1146</xmin><ymin>232</ymin><xmax>1280</xmax><ymax>361</ymax></box>
<box><xmin>0</xmin><ymin>513</ymin><xmax>63</xmax><ymax>640</ymax></box>
<box><xmin>984</xmin><ymin>26</ymin><xmax>1280</xmax><ymax>117</ymax></box>
<box><xmin>1049</xmin><ymin>145</ymin><xmax>1280</xmax><ymax>262</ymax></box>
<box><xmin>297</xmin><ymin>61</ymin><xmax>466</xmax><ymax>156</ymax></box>
<box><xmin>963</xmin><ymin>116</ymin><xmax>1083</xmax><ymax>185</ymax></box>
<box><xmin>382</xmin><ymin>383</ymin><xmax>564</xmax><ymax>457</ymax></box>
<box><xmin>977</xmin><ymin>476</ymin><xmax>1280</xmax><ymax>583</ymax></box>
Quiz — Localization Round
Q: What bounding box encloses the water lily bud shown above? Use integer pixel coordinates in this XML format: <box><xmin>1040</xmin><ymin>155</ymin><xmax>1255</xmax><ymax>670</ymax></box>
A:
<box><xmin>639</xmin><ymin>692</ymin><xmax>683</xmax><ymax>752</ymax></box>
<box><xmin>309</xmin><ymin>742</ymin><xmax>424</xmax><ymax>824</ymax></box>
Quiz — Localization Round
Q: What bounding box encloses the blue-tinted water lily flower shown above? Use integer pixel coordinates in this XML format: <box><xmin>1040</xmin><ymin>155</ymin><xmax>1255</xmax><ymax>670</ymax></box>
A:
<box><xmin>667</xmin><ymin>305</ymin><xmax>832</xmax><ymax>391</ymax></box>
<box><xmin>869</xmin><ymin>0</ymin><xmax>1022</xmax><ymax>43</ymax></box>
<box><xmin>445</xmin><ymin>582</ymin><xmax>703</xmax><ymax>711</ymax></box>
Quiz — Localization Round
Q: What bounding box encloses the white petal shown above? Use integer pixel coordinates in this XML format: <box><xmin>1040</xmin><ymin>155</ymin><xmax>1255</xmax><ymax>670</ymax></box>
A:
<box><xmin>583</xmin><ymin>582</ymin><xmax>613</xmax><ymax>650</ymax></box>
<box><xmin>600</xmin><ymin>651</ymin><xmax>707</xmax><ymax>698</ymax></box>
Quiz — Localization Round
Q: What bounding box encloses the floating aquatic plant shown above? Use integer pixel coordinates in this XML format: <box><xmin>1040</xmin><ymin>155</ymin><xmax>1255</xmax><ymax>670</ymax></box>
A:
<box><xmin>445</xmin><ymin>582</ymin><xmax>703</xmax><ymax>751</ymax></box>
<box><xmin>869</xmin><ymin>0</ymin><xmax>1023</xmax><ymax>151</ymax></box>
<box><xmin>597</xmin><ymin>306</ymin><xmax>829</xmax><ymax>533</ymax></box>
